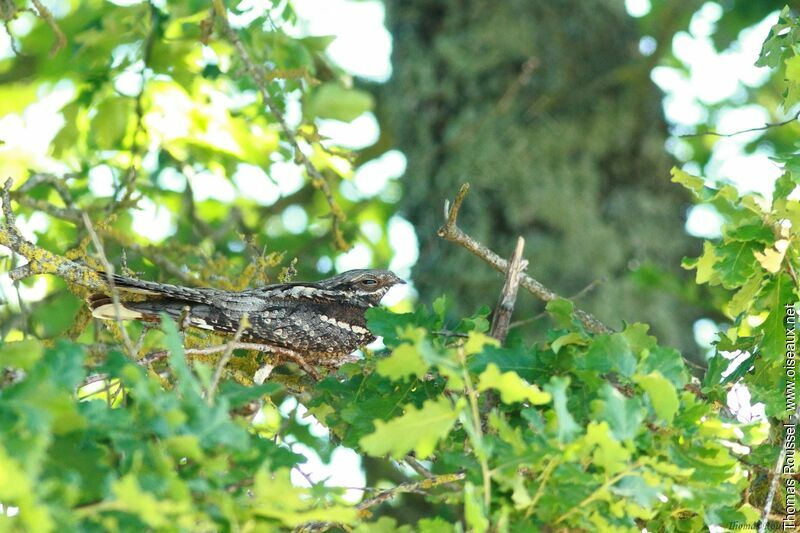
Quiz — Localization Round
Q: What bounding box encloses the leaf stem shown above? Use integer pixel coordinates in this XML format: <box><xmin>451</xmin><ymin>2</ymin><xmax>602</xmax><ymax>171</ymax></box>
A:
<box><xmin>554</xmin><ymin>463</ymin><xmax>641</xmax><ymax>525</ymax></box>
<box><xmin>525</xmin><ymin>457</ymin><xmax>559</xmax><ymax>518</ymax></box>
<box><xmin>459</xmin><ymin>347</ymin><xmax>492</xmax><ymax>516</ymax></box>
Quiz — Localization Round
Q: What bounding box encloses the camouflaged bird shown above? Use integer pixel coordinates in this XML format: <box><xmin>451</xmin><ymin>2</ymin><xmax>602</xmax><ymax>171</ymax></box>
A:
<box><xmin>88</xmin><ymin>269</ymin><xmax>405</xmax><ymax>366</ymax></box>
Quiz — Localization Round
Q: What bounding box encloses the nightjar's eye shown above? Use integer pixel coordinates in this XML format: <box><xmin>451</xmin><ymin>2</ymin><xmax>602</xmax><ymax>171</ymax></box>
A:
<box><xmin>361</xmin><ymin>278</ymin><xmax>378</xmax><ymax>286</ymax></box>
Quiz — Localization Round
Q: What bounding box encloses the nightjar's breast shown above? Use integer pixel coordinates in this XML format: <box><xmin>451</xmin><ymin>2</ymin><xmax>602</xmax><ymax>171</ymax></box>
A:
<box><xmin>245</xmin><ymin>301</ymin><xmax>374</xmax><ymax>363</ymax></box>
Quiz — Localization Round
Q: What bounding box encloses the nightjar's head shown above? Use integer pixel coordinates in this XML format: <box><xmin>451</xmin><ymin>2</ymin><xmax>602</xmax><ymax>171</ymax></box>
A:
<box><xmin>320</xmin><ymin>269</ymin><xmax>406</xmax><ymax>306</ymax></box>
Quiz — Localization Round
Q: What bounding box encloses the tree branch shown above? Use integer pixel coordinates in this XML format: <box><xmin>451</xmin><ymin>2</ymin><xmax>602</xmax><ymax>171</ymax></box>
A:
<box><xmin>759</xmin><ymin>413</ymin><xmax>797</xmax><ymax>533</ymax></box>
<box><xmin>211</xmin><ymin>1</ymin><xmax>347</xmax><ymax>250</ymax></box>
<box><xmin>489</xmin><ymin>236</ymin><xmax>527</xmax><ymax>343</ymax></box>
<box><xmin>30</xmin><ymin>0</ymin><xmax>66</xmax><ymax>57</ymax></box>
<box><xmin>138</xmin><ymin>341</ymin><xmax>321</xmax><ymax>381</ymax></box>
<box><xmin>680</xmin><ymin>111</ymin><xmax>800</xmax><ymax>139</ymax></box>
<box><xmin>0</xmin><ymin>178</ymin><xmax>106</xmax><ymax>291</ymax></box>
<box><xmin>356</xmin><ymin>472</ymin><xmax>465</xmax><ymax>514</ymax></box>
<box><xmin>437</xmin><ymin>184</ymin><xmax>612</xmax><ymax>334</ymax></box>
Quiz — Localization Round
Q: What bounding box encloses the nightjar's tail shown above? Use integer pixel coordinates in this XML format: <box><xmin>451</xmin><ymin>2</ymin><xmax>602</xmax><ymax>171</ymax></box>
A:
<box><xmin>87</xmin><ymin>293</ymin><xmax>193</xmax><ymax>323</ymax></box>
<box><xmin>87</xmin><ymin>273</ymin><xmax>222</xmax><ymax>324</ymax></box>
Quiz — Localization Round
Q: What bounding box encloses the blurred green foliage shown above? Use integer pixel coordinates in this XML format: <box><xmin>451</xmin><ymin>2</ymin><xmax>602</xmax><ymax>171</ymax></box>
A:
<box><xmin>0</xmin><ymin>1</ymin><xmax>797</xmax><ymax>531</ymax></box>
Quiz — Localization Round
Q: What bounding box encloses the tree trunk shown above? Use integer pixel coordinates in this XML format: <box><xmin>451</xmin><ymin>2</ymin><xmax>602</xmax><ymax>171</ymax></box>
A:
<box><xmin>381</xmin><ymin>0</ymin><xmax>704</xmax><ymax>356</ymax></box>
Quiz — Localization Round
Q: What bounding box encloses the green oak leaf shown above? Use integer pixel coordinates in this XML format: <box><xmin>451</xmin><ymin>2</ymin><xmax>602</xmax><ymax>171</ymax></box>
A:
<box><xmin>545</xmin><ymin>376</ymin><xmax>581</xmax><ymax>443</ymax></box>
<box><xmin>715</xmin><ymin>241</ymin><xmax>759</xmax><ymax>289</ymax></box>
<box><xmin>634</xmin><ymin>372</ymin><xmax>680</xmax><ymax>424</ymax></box>
<box><xmin>477</xmin><ymin>363</ymin><xmax>551</xmax><ymax>405</ymax></box>
<box><xmin>581</xmin><ymin>333</ymin><xmax>637</xmax><ymax>377</ymax></box>
<box><xmin>670</xmin><ymin>167</ymin><xmax>705</xmax><ymax>197</ymax></box>
<box><xmin>464</xmin><ymin>332</ymin><xmax>500</xmax><ymax>355</ymax></box>
<box><xmin>375</xmin><ymin>330</ymin><xmax>430</xmax><ymax>380</ymax></box>
<box><xmin>308</xmin><ymin>82</ymin><xmax>374</xmax><ymax>122</ymax></box>
<box><xmin>682</xmin><ymin>241</ymin><xmax>719</xmax><ymax>285</ymax></box>
<box><xmin>359</xmin><ymin>397</ymin><xmax>464</xmax><ymax>459</ymax></box>
<box><xmin>0</xmin><ymin>339</ymin><xmax>43</xmax><ymax>370</ymax></box>
<box><xmin>582</xmin><ymin>421</ymin><xmax>630</xmax><ymax>474</ymax></box>
<box><xmin>593</xmin><ymin>384</ymin><xmax>645</xmax><ymax>441</ymax></box>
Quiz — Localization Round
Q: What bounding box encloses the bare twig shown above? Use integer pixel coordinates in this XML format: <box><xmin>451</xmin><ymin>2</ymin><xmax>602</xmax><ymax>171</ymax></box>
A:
<box><xmin>404</xmin><ymin>455</ymin><xmax>434</xmax><ymax>479</ymax></box>
<box><xmin>293</xmin><ymin>472</ymin><xmax>465</xmax><ymax>532</ymax></box>
<box><xmin>11</xmin><ymin>254</ymin><xmax>27</xmax><ymax>337</ymax></box>
<box><xmin>489</xmin><ymin>237</ymin><xmax>527</xmax><ymax>343</ymax></box>
<box><xmin>293</xmin><ymin>466</ymin><xmax>317</xmax><ymax>488</ymax></box>
<box><xmin>139</xmin><ymin>341</ymin><xmax>321</xmax><ymax>380</ymax></box>
<box><xmin>524</xmin><ymin>457</ymin><xmax>559</xmax><ymax>518</ymax></box>
<box><xmin>759</xmin><ymin>413</ymin><xmax>797</xmax><ymax>533</ymax></box>
<box><xmin>432</xmin><ymin>330</ymin><xmax>469</xmax><ymax>338</ymax></box>
<box><xmin>15</xmin><ymin>172</ymin><xmax>76</xmax><ymax>205</ymax></box>
<box><xmin>114</xmin><ymin>3</ymin><xmax>158</xmax><ymax>209</ymax></box>
<box><xmin>253</xmin><ymin>363</ymin><xmax>275</xmax><ymax>385</ymax></box>
<box><xmin>356</xmin><ymin>472</ymin><xmax>465</xmax><ymax>513</ymax></box>
<box><xmin>30</xmin><ymin>0</ymin><xmax>66</xmax><ymax>56</ymax></box>
<box><xmin>1</xmin><ymin>14</ymin><xmax>20</xmax><ymax>56</ymax></box>
<box><xmin>207</xmin><ymin>313</ymin><xmax>250</xmax><ymax>404</ymax></box>
<box><xmin>10</xmin><ymin>172</ymin><xmax>136</xmax><ymax>222</ymax></box>
<box><xmin>680</xmin><ymin>111</ymin><xmax>799</xmax><ymax>139</ymax></box>
<box><xmin>509</xmin><ymin>277</ymin><xmax>606</xmax><ymax>329</ymax></box>
<box><xmin>211</xmin><ymin>1</ymin><xmax>347</xmax><ymax>250</ymax></box>
<box><xmin>437</xmin><ymin>184</ymin><xmax>611</xmax><ymax>334</ymax></box>
<box><xmin>82</xmin><ymin>213</ymin><xmax>136</xmax><ymax>358</ymax></box>
<box><xmin>79</xmin><ymin>373</ymin><xmax>112</xmax><ymax>389</ymax></box>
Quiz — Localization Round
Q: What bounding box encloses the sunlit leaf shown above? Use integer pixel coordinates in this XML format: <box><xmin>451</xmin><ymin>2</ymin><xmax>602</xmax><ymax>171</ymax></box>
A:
<box><xmin>359</xmin><ymin>397</ymin><xmax>464</xmax><ymax>459</ymax></box>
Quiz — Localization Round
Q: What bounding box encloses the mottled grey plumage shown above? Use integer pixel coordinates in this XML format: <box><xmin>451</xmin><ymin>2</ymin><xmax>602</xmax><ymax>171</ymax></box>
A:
<box><xmin>88</xmin><ymin>269</ymin><xmax>405</xmax><ymax>366</ymax></box>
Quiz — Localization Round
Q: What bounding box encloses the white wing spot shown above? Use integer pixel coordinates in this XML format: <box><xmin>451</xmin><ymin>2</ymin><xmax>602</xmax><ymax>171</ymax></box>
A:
<box><xmin>190</xmin><ymin>317</ymin><xmax>215</xmax><ymax>331</ymax></box>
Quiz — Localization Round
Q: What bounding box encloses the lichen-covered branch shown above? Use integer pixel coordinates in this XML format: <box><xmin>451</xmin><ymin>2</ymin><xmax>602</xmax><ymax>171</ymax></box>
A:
<box><xmin>0</xmin><ymin>178</ymin><xmax>105</xmax><ymax>291</ymax></box>
<box><xmin>438</xmin><ymin>183</ymin><xmax>612</xmax><ymax>334</ymax></box>
<box><xmin>356</xmin><ymin>472</ymin><xmax>465</xmax><ymax>514</ymax></box>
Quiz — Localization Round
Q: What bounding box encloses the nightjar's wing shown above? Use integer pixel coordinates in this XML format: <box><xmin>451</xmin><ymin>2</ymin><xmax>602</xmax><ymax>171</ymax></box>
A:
<box><xmin>87</xmin><ymin>271</ymin><xmax>391</xmax><ymax>363</ymax></box>
<box><xmin>87</xmin><ymin>274</ymin><xmax>349</xmax><ymax>340</ymax></box>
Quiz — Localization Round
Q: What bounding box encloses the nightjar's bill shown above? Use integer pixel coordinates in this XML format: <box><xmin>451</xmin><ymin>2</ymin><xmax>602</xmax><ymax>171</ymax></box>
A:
<box><xmin>88</xmin><ymin>269</ymin><xmax>405</xmax><ymax>366</ymax></box>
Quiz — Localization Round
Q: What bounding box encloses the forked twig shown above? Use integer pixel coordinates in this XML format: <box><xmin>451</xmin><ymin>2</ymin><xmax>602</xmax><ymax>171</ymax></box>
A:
<box><xmin>680</xmin><ymin>111</ymin><xmax>799</xmax><ymax>139</ymax></box>
<box><xmin>437</xmin><ymin>184</ymin><xmax>611</xmax><ymax>334</ymax></box>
